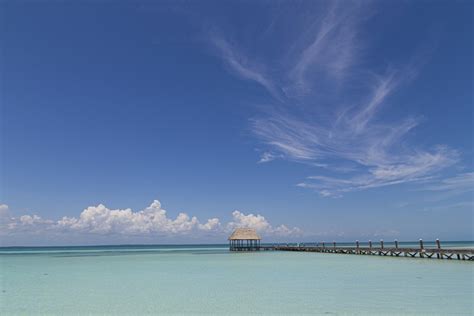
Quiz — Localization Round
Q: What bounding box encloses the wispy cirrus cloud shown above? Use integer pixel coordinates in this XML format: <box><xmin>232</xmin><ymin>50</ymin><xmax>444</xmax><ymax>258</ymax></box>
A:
<box><xmin>210</xmin><ymin>1</ymin><xmax>463</xmax><ymax>197</ymax></box>
<box><xmin>211</xmin><ymin>36</ymin><xmax>283</xmax><ymax>101</ymax></box>
<box><xmin>424</xmin><ymin>172</ymin><xmax>474</xmax><ymax>192</ymax></box>
<box><xmin>257</xmin><ymin>151</ymin><xmax>280</xmax><ymax>164</ymax></box>
<box><xmin>287</xmin><ymin>1</ymin><xmax>364</xmax><ymax>96</ymax></box>
<box><xmin>421</xmin><ymin>172</ymin><xmax>474</xmax><ymax>200</ymax></box>
<box><xmin>420</xmin><ymin>201</ymin><xmax>474</xmax><ymax>212</ymax></box>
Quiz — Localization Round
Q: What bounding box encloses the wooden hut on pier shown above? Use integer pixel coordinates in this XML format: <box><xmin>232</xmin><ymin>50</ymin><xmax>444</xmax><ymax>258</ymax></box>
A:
<box><xmin>228</xmin><ymin>228</ymin><xmax>261</xmax><ymax>251</ymax></box>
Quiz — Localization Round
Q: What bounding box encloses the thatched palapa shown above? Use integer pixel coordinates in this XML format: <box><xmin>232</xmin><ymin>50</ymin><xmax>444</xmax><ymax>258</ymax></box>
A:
<box><xmin>228</xmin><ymin>228</ymin><xmax>261</xmax><ymax>251</ymax></box>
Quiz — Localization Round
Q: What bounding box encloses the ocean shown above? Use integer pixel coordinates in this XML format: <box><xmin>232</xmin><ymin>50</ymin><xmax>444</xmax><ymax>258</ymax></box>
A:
<box><xmin>1</xmin><ymin>243</ymin><xmax>473</xmax><ymax>315</ymax></box>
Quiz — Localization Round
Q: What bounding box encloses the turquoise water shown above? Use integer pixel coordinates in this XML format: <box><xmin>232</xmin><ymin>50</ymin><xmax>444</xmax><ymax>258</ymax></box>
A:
<box><xmin>1</xmin><ymin>244</ymin><xmax>473</xmax><ymax>315</ymax></box>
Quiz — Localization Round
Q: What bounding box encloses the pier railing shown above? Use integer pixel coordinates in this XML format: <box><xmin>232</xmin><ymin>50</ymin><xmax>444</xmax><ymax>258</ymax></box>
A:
<box><xmin>272</xmin><ymin>239</ymin><xmax>473</xmax><ymax>261</ymax></box>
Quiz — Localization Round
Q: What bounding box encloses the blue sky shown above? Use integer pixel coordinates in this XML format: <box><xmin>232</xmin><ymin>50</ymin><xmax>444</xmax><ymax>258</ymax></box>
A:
<box><xmin>1</xmin><ymin>0</ymin><xmax>473</xmax><ymax>245</ymax></box>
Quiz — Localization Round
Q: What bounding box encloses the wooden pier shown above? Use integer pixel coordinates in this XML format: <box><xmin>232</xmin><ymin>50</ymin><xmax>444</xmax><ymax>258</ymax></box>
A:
<box><xmin>271</xmin><ymin>239</ymin><xmax>474</xmax><ymax>261</ymax></box>
<box><xmin>228</xmin><ymin>229</ymin><xmax>472</xmax><ymax>261</ymax></box>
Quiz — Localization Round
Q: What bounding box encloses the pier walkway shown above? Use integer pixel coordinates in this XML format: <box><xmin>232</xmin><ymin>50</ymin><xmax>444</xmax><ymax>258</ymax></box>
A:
<box><xmin>232</xmin><ymin>239</ymin><xmax>474</xmax><ymax>261</ymax></box>
<box><xmin>273</xmin><ymin>245</ymin><xmax>474</xmax><ymax>261</ymax></box>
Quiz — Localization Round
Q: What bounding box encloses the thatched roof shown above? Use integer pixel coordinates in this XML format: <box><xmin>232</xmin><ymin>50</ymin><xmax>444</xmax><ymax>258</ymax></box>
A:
<box><xmin>228</xmin><ymin>228</ymin><xmax>261</xmax><ymax>240</ymax></box>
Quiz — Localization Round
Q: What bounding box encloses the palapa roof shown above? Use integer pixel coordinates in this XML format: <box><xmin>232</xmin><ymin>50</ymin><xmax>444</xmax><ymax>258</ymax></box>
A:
<box><xmin>228</xmin><ymin>228</ymin><xmax>261</xmax><ymax>240</ymax></box>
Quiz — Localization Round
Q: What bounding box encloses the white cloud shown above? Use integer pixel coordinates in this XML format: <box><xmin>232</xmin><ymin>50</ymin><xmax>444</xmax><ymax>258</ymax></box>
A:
<box><xmin>20</xmin><ymin>214</ymin><xmax>53</xmax><ymax>225</ymax></box>
<box><xmin>420</xmin><ymin>201</ymin><xmax>474</xmax><ymax>212</ymax></box>
<box><xmin>0</xmin><ymin>200</ymin><xmax>301</xmax><ymax>241</ymax></box>
<box><xmin>211</xmin><ymin>36</ymin><xmax>282</xmax><ymax>101</ymax></box>
<box><xmin>420</xmin><ymin>172</ymin><xmax>474</xmax><ymax>200</ymax></box>
<box><xmin>424</xmin><ymin>172</ymin><xmax>474</xmax><ymax>192</ymax></box>
<box><xmin>258</xmin><ymin>152</ymin><xmax>278</xmax><ymax>164</ymax></box>
<box><xmin>227</xmin><ymin>210</ymin><xmax>301</xmax><ymax>237</ymax></box>
<box><xmin>0</xmin><ymin>204</ymin><xmax>10</xmax><ymax>221</ymax></box>
<box><xmin>54</xmin><ymin>200</ymin><xmax>213</xmax><ymax>235</ymax></box>
<box><xmin>288</xmin><ymin>1</ymin><xmax>364</xmax><ymax>95</ymax></box>
<box><xmin>209</xmin><ymin>2</ymin><xmax>460</xmax><ymax>197</ymax></box>
<box><xmin>198</xmin><ymin>218</ymin><xmax>221</xmax><ymax>231</ymax></box>
<box><xmin>255</xmin><ymin>104</ymin><xmax>459</xmax><ymax>196</ymax></box>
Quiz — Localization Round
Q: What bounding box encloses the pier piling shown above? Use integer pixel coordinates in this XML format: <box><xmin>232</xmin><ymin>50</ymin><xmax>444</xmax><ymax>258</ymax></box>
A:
<box><xmin>436</xmin><ymin>239</ymin><xmax>441</xmax><ymax>259</ymax></box>
<box><xmin>419</xmin><ymin>239</ymin><xmax>424</xmax><ymax>258</ymax></box>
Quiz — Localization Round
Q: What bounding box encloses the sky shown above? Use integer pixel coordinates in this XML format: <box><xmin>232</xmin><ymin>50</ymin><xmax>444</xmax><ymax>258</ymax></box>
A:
<box><xmin>1</xmin><ymin>0</ymin><xmax>473</xmax><ymax>246</ymax></box>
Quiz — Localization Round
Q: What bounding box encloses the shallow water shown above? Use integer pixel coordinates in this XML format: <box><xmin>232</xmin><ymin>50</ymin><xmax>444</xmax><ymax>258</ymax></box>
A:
<box><xmin>1</xmin><ymin>244</ymin><xmax>473</xmax><ymax>315</ymax></box>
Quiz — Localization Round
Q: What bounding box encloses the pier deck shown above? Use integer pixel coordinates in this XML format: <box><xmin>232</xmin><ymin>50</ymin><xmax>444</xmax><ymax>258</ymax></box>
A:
<box><xmin>272</xmin><ymin>245</ymin><xmax>474</xmax><ymax>260</ymax></box>
<box><xmin>231</xmin><ymin>239</ymin><xmax>473</xmax><ymax>261</ymax></box>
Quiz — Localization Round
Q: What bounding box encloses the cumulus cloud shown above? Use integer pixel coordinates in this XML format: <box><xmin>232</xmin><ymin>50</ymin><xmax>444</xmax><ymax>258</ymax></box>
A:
<box><xmin>210</xmin><ymin>1</ymin><xmax>460</xmax><ymax>197</ymax></box>
<box><xmin>20</xmin><ymin>214</ymin><xmax>53</xmax><ymax>225</ymax></box>
<box><xmin>0</xmin><ymin>200</ymin><xmax>300</xmax><ymax>240</ymax></box>
<box><xmin>227</xmin><ymin>210</ymin><xmax>301</xmax><ymax>236</ymax></box>
<box><xmin>55</xmin><ymin>200</ymin><xmax>206</xmax><ymax>235</ymax></box>
<box><xmin>198</xmin><ymin>218</ymin><xmax>221</xmax><ymax>231</ymax></box>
